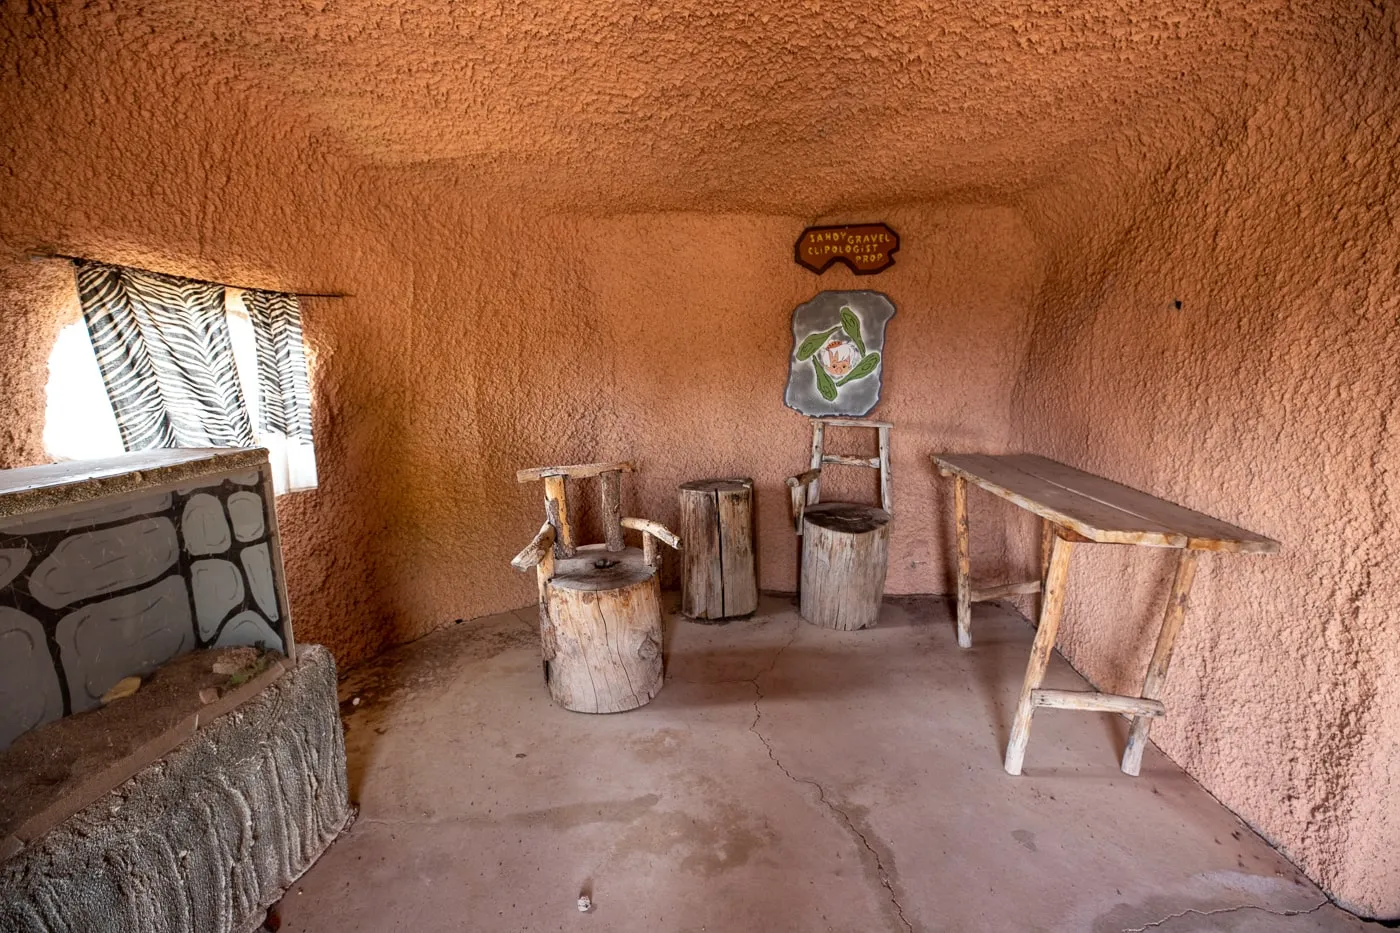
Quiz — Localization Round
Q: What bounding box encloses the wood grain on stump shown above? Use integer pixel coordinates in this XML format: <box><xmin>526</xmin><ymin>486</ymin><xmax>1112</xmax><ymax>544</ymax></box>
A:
<box><xmin>543</xmin><ymin>545</ymin><xmax>663</xmax><ymax>713</ymax></box>
<box><xmin>800</xmin><ymin>503</ymin><xmax>891</xmax><ymax>631</ymax></box>
<box><xmin>679</xmin><ymin>478</ymin><xmax>758</xmax><ymax>622</ymax></box>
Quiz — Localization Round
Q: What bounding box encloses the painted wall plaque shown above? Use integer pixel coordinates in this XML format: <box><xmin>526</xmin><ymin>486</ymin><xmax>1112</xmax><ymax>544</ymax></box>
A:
<box><xmin>784</xmin><ymin>290</ymin><xmax>896</xmax><ymax>417</ymax></box>
<box><xmin>795</xmin><ymin>223</ymin><xmax>900</xmax><ymax>274</ymax></box>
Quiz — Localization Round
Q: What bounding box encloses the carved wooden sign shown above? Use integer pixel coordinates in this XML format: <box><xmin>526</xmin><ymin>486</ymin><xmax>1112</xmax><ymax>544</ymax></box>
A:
<box><xmin>795</xmin><ymin>223</ymin><xmax>900</xmax><ymax>275</ymax></box>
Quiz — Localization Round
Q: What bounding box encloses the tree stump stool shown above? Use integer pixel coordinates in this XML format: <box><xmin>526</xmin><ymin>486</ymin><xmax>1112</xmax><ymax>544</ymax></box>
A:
<box><xmin>679</xmin><ymin>478</ymin><xmax>758</xmax><ymax>622</ymax></box>
<box><xmin>799</xmin><ymin>503</ymin><xmax>891</xmax><ymax>630</ymax></box>
<box><xmin>544</xmin><ymin>545</ymin><xmax>663</xmax><ymax>713</ymax></box>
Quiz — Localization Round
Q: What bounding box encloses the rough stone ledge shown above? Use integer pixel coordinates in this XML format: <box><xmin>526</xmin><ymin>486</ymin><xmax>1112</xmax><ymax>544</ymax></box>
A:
<box><xmin>1</xmin><ymin>655</ymin><xmax>289</xmax><ymax>848</ymax></box>
<box><xmin>0</xmin><ymin>448</ymin><xmax>269</xmax><ymax>523</ymax></box>
<box><xmin>0</xmin><ymin>645</ymin><xmax>350</xmax><ymax>933</ymax></box>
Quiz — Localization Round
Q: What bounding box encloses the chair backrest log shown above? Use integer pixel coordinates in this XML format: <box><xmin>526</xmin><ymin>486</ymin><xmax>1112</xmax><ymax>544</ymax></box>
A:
<box><xmin>807</xmin><ymin>418</ymin><xmax>893</xmax><ymax>515</ymax></box>
<box><xmin>515</xmin><ymin>461</ymin><xmax>636</xmax><ymax>557</ymax></box>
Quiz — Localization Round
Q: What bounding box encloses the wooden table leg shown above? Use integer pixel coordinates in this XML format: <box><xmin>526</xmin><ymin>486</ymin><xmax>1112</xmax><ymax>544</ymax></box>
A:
<box><xmin>1121</xmin><ymin>549</ymin><xmax>1199</xmax><ymax>775</ymax></box>
<box><xmin>1038</xmin><ymin>518</ymin><xmax>1054</xmax><ymax>625</ymax></box>
<box><xmin>1005</xmin><ymin>531</ymin><xmax>1075</xmax><ymax>775</ymax></box>
<box><xmin>954</xmin><ymin>475</ymin><xmax>972</xmax><ymax>648</ymax></box>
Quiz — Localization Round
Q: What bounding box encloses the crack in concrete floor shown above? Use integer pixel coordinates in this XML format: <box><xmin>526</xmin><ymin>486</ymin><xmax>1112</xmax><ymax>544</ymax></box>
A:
<box><xmin>1122</xmin><ymin>901</ymin><xmax>1328</xmax><ymax>932</ymax></box>
<box><xmin>743</xmin><ymin>625</ymin><xmax>916</xmax><ymax>933</ymax></box>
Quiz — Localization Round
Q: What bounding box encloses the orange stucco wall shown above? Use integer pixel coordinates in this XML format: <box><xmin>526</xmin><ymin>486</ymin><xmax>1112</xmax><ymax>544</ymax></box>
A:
<box><xmin>0</xmin><ymin>6</ymin><xmax>1046</xmax><ymax>664</ymax></box>
<box><xmin>279</xmin><ymin>183</ymin><xmax>1045</xmax><ymax>662</ymax></box>
<box><xmin>2</xmin><ymin>0</ymin><xmax>1397</xmax><ymax>918</ymax></box>
<box><xmin>1005</xmin><ymin>10</ymin><xmax>1400</xmax><ymax>917</ymax></box>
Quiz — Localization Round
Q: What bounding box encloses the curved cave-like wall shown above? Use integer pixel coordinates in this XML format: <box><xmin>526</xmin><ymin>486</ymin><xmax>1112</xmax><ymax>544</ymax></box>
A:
<box><xmin>1008</xmin><ymin>15</ymin><xmax>1400</xmax><ymax>914</ymax></box>
<box><xmin>1</xmin><ymin>0</ymin><xmax>1397</xmax><ymax>918</ymax></box>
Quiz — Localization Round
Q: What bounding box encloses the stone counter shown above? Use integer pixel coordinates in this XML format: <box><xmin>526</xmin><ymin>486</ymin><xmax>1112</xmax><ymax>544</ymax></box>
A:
<box><xmin>0</xmin><ymin>645</ymin><xmax>350</xmax><ymax>933</ymax></box>
<box><xmin>0</xmin><ymin>449</ymin><xmax>293</xmax><ymax>749</ymax></box>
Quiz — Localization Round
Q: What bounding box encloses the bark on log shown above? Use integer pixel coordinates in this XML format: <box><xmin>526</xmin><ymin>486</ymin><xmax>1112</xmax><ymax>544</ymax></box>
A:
<box><xmin>599</xmin><ymin>469</ymin><xmax>625</xmax><ymax>552</ymax></box>
<box><xmin>679</xmin><ymin>479</ymin><xmax>758</xmax><ymax>622</ymax></box>
<box><xmin>799</xmin><ymin>503</ymin><xmax>891</xmax><ymax>631</ymax></box>
<box><xmin>543</xmin><ymin>545</ymin><xmax>663</xmax><ymax>713</ymax></box>
<box><xmin>543</xmin><ymin>475</ymin><xmax>575</xmax><ymax>558</ymax></box>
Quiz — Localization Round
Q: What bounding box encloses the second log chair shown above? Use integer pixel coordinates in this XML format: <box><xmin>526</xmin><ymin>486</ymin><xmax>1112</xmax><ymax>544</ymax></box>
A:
<box><xmin>786</xmin><ymin>418</ymin><xmax>893</xmax><ymax>630</ymax></box>
<box><xmin>510</xmin><ymin>461</ymin><xmax>680</xmax><ymax>713</ymax></box>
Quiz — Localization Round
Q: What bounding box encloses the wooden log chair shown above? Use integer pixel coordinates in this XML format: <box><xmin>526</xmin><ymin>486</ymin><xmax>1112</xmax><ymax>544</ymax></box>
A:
<box><xmin>510</xmin><ymin>461</ymin><xmax>680</xmax><ymax>713</ymax></box>
<box><xmin>786</xmin><ymin>418</ymin><xmax>893</xmax><ymax>630</ymax></box>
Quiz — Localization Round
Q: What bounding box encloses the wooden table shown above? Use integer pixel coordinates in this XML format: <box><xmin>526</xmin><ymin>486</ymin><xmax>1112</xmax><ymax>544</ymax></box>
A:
<box><xmin>932</xmin><ymin>453</ymin><xmax>1279</xmax><ymax>777</ymax></box>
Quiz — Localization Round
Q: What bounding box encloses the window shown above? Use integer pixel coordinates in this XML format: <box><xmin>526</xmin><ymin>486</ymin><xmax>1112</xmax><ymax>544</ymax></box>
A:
<box><xmin>224</xmin><ymin>289</ymin><xmax>318</xmax><ymax>493</ymax></box>
<box><xmin>46</xmin><ymin>268</ymin><xmax>317</xmax><ymax>495</ymax></box>
<box><xmin>43</xmin><ymin>317</ymin><xmax>124</xmax><ymax>461</ymax></box>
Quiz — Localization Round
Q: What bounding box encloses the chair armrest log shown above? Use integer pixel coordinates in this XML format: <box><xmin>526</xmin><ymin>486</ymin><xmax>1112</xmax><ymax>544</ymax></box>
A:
<box><xmin>786</xmin><ymin>468</ymin><xmax>822</xmax><ymax>534</ymax></box>
<box><xmin>516</xmin><ymin>461</ymin><xmax>637</xmax><ymax>483</ymax></box>
<box><xmin>622</xmin><ymin>517</ymin><xmax>680</xmax><ymax>571</ymax></box>
<box><xmin>511</xmin><ymin>522</ymin><xmax>556</xmax><ymax>571</ymax></box>
<box><xmin>621</xmin><ymin>517</ymin><xmax>680</xmax><ymax>549</ymax></box>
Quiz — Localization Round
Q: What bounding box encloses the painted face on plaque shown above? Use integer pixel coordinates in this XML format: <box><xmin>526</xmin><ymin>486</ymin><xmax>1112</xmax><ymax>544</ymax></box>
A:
<box><xmin>817</xmin><ymin>333</ymin><xmax>860</xmax><ymax>379</ymax></box>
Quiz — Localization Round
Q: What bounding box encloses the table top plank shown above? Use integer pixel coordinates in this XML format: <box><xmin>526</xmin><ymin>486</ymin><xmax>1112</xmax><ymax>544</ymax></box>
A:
<box><xmin>934</xmin><ymin>454</ymin><xmax>1188</xmax><ymax>547</ymax></box>
<box><xmin>933</xmin><ymin>453</ymin><xmax>1278</xmax><ymax>553</ymax></box>
<box><xmin>1007</xmin><ymin>455</ymin><xmax>1279</xmax><ymax>553</ymax></box>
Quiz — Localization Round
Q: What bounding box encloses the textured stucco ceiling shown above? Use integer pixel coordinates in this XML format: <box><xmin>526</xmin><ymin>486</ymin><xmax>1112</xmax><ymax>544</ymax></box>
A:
<box><xmin>64</xmin><ymin>0</ymin><xmax>1314</xmax><ymax>212</ymax></box>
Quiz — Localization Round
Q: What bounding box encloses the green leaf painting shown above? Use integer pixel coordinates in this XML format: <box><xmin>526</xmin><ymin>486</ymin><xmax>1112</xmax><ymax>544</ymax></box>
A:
<box><xmin>784</xmin><ymin>290</ymin><xmax>895</xmax><ymax>418</ymax></box>
<box><xmin>812</xmin><ymin>358</ymin><xmax>838</xmax><ymax>400</ymax></box>
<box><xmin>835</xmin><ymin>351</ymin><xmax>880</xmax><ymax>386</ymax></box>
<box><xmin>840</xmin><ymin>307</ymin><xmax>866</xmax><ymax>355</ymax></box>
<box><xmin>797</xmin><ymin>326</ymin><xmax>838</xmax><ymax>361</ymax></box>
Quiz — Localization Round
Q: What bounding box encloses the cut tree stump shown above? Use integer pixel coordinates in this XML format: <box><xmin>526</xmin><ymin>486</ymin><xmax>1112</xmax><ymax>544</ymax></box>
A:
<box><xmin>799</xmin><ymin>503</ymin><xmax>891</xmax><ymax>630</ymax></box>
<box><xmin>679</xmin><ymin>478</ymin><xmax>758</xmax><ymax>622</ymax></box>
<box><xmin>542</xmin><ymin>545</ymin><xmax>663</xmax><ymax>713</ymax></box>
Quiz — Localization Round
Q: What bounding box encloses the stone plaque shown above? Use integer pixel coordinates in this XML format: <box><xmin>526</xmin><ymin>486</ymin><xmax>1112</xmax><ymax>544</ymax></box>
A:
<box><xmin>29</xmin><ymin>518</ymin><xmax>178</xmax><ymax>608</ymax></box>
<box><xmin>0</xmin><ymin>608</ymin><xmax>64</xmax><ymax>747</ymax></box>
<box><xmin>784</xmin><ymin>290</ymin><xmax>896</xmax><ymax>417</ymax></box>
<box><xmin>56</xmin><ymin>576</ymin><xmax>194</xmax><ymax>712</ymax></box>
<box><xmin>191</xmin><ymin>559</ymin><xmax>245</xmax><ymax>639</ymax></box>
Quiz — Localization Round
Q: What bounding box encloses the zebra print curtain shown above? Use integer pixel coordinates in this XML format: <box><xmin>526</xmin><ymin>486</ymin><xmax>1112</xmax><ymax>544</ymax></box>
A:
<box><xmin>75</xmin><ymin>262</ymin><xmax>256</xmax><ymax>450</ymax></box>
<box><xmin>243</xmin><ymin>290</ymin><xmax>314</xmax><ymax>444</ymax></box>
<box><xmin>243</xmin><ymin>289</ymin><xmax>318</xmax><ymax>491</ymax></box>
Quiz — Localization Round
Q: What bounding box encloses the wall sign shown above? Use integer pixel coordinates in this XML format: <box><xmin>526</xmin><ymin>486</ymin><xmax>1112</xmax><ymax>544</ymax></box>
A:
<box><xmin>784</xmin><ymin>290</ymin><xmax>896</xmax><ymax>417</ymax></box>
<box><xmin>795</xmin><ymin>223</ymin><xmax>900</xmax><ymax>275</ymax></box>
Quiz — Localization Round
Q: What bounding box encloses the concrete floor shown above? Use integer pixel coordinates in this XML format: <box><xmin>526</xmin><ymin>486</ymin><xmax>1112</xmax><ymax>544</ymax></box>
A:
<box><xmin>276</xmin><ymin>595</ymin><xmax>1368</xmax><ymax>933</ymax></box>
